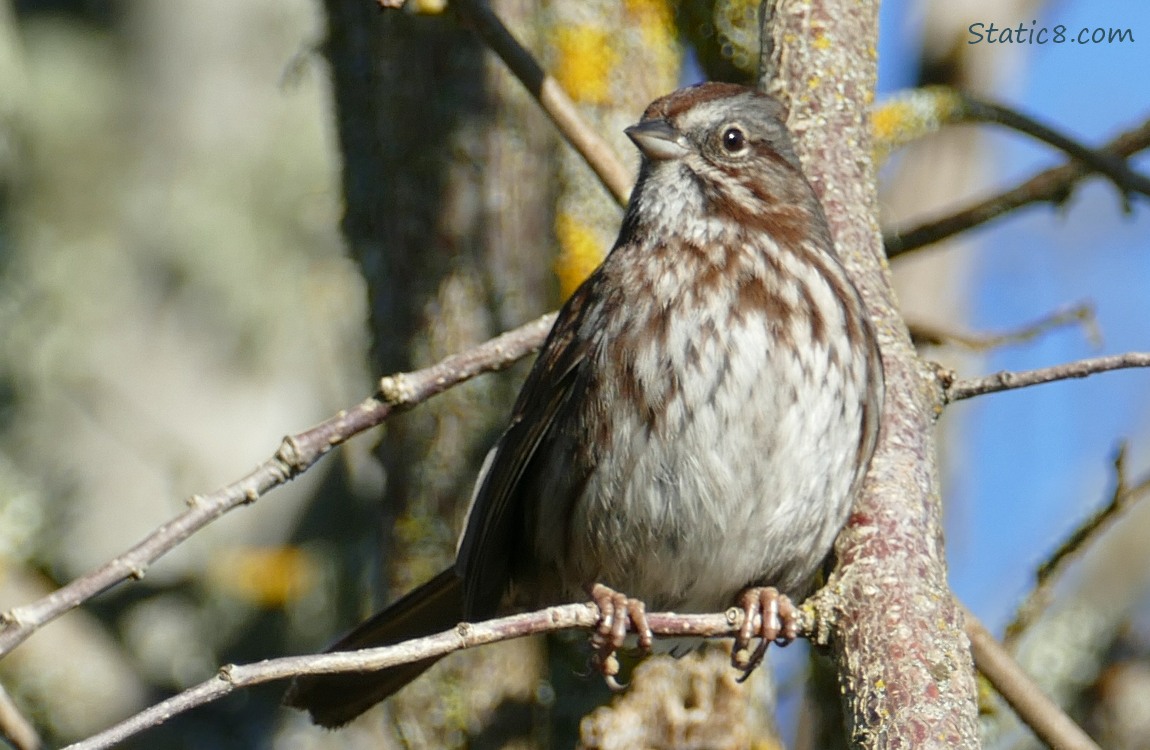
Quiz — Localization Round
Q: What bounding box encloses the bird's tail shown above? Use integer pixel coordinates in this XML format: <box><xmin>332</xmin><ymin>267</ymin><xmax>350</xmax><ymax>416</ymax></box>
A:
<box><xmin>283</xmin><ymin>567</ymin><xmax>463</xmax><ymax>728</ymax></box>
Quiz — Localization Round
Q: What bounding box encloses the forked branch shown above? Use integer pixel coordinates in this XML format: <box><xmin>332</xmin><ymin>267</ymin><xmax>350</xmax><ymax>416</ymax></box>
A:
<box><xmin>1005</xmin><ymin>447</ymin><xmax>1150</xmax><ymax>646</ymax></box>
<box><xmin>887</xmin><ymin>115</ymin><xmax>1150</xmax><ymax>257</ymax></box>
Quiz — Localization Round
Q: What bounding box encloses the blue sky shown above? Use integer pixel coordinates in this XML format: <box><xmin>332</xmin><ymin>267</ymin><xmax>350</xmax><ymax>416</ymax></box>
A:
<box><xmin>877</xmin><ymin>1</ymin><xmax>1150</xmax><ymax>628</ymax></box>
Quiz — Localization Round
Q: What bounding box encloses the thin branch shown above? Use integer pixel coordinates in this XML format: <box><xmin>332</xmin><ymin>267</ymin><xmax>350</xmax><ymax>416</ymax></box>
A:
<box><xmin>909</xmin><ymin>302</ymin><xmax>1099</xmax><ymax>352</ymax></box>
<box><xmin>62</xmin><ymin>603</ymin><xmax>796</xmax><ymax>750</ymax></box>
<box><xmin>886</xmin><ymin>115</ymin><xmax>1150</xmax><ymax>257</ymax></box>
<box><xmin>445</xmin><ymin>0</ymin><xmax>632</xmax><ymax>205</ymax></box>
<box><xmin>60</xmin><ymin>594</ymin><xmax>1104</xmax><ymax>750</ymax></box>
<box><xmin>1005</xmin><ymin>447</ymin><xmax>1150</xmax><ymax>646</ymax></box>
<box><xmin>964</xmin><ymin>607</ymin><xmax>1101</xmax><ymax>750</ymax></box>
<box><xmin>943</xmin><ymin>352</ymin><xmax>1150</xmax><ymax>403</ymax></box>
<box><xmin>0</xmin><ymin>683</ymin><xmax>40</xmax><ymax>750</ymax></box>
<box><xmin>959</xmin><ymin>94</ymin><xmax>1150</xmax><ymax>205</ymax></box>
<box><xmin>0</xmin><ymin>313</ymin><xmax>556</xmax><ymax>658</ymax></box>
<box><xmin>1035</xmin><ymin>445</ymin><xmax>1131</xmax><ymax>583</ymax></box>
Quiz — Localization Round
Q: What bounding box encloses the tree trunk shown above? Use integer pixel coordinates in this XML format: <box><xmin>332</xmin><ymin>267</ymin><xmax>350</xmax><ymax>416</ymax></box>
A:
<box><xmin>763</xmin><ymin>0</ymin><xmax>981</xmax><ymax>746</ymax></box>
<box><xmin>320</xmin><ymin>1</ymin><xmax>554</xmax><ymax>743</ymax></box>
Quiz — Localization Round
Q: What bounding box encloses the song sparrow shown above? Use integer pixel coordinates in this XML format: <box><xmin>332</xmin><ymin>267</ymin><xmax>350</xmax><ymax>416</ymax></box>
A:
<box><xmin>286</xmin><ymin>81</ymin><xmax>883</xmax><ymax>727</ymax></box>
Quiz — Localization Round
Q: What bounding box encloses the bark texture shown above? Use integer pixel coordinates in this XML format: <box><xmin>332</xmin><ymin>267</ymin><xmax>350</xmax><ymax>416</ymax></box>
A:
<box><xmin>763</xmin><ymin>0</ymin><xmax>981</xmax><ymax>747</ymax></box>
<box><xmin>319</xmin><ymin>1</ymin><xmax>554</xmax><ymax>744</ymax></box>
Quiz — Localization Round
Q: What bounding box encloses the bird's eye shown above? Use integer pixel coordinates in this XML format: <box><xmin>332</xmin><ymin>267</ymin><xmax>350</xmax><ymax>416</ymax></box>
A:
<box><xmin>721</xmin><ymin>126</ymin><xmax>747</xmax><ymax>153</ymax></box>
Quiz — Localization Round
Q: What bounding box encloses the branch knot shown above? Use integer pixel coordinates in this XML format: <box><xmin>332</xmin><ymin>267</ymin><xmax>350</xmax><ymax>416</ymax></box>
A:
<box><xmin>378</xmin><ymin>374</ymin><xmax>415</xmax><ymax>405</ymax></box>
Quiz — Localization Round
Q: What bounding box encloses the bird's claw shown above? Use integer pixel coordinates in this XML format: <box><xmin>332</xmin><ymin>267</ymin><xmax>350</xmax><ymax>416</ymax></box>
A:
<box><xmin>731</xmin><ymin>587</ymin><xmax>797</xmax><ymax>680</ymax></box>
<box><xmin>588</xmin><ymin>583</ymin><xmax>652</xmax><ymax>690</ymax></box>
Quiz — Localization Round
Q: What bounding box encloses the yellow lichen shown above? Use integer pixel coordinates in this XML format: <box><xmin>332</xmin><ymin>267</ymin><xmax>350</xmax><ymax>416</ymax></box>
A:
<box><xmin>209</xmin><ymin>546</ymin><xmax>318</xmax><ymax>607</ymax></box>
<box><xmin>412</xmin><ymin>0</ymin><xmax>446</xmax><ymax>13</ymax></box>
<box><xmin>552</xmin><ymin>26</ymin><xmax>618</xmax><ymax>105</ymax></box>
<box><xmin>871</xmin><ymin>86</ymin><xmax>967</xmax><ymax>163</ymax></box>
<box><xmin>555</xmin><ymin>212</ymin><xmax>607</xmax><ymax>298</ymax></box>
<box><xmin>624</xmin><ymin>0</ymin><xmax>678</xmax><ymax>80</ymax></box>
<box><xmin>624</xmin><ymin>0</ymin><xmax>674</xmax><ymax>29</ymax></box>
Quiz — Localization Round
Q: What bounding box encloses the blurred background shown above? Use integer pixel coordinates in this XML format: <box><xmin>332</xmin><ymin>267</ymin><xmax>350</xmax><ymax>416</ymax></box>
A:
<box><xmin>0</xmin><ymin>0</ymin><xmax>1147</xmax><ymax>748</ymax></box>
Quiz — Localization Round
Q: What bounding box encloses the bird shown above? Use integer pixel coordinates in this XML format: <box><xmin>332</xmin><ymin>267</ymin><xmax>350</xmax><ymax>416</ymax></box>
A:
<box><xmin>285</xmin><ymin>81</ymin><xmax>883</xmax><ymax>728</ymax></box>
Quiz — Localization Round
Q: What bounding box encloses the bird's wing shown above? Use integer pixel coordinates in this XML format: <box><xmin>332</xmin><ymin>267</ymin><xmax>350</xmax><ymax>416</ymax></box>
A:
<box><xmin>454</xmin><ymin>279</ymin><xmax>600</xmax><ymax>619</ymax></box>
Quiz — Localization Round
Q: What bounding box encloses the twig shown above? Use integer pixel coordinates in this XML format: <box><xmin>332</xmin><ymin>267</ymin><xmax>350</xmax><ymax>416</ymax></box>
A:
<box><xmin>886</xmin><ymin>115</ymin><xmax>1150</xmax><ymax>257</ymax></box>
<box><xmin>942</xmin><ymin>352</ymin><xmax>1150</xmax><ymax>403</ymax></box>
<box><xmin>959</xmin><ymin>95</ymin><xmax>1150</xmax><ymax>205</ymax></box>
<box><xmin>0</xmin><ymin>683</ymin><xmax>40</xmax><ymax>750</ymax></box>
<box><xmin>1005</xmin><ymin>447</ymin><xmax>1150</xmax><ymax>647</ymax></box>
<box><xmin>0</xmin><ymin>313</ymin><xmax>556</xmax><ymax>658</ymax></box>
<box><xmin>909</xmin><ymin>302</ymin><xmax>1099</xmax><ymax>352</ymax></box>
<box><xmin>62</xmin><ymin>603</ymin><xmax>798</xmax><ymax>750</ymax></box>
<box><xmin>964</xmin><ymin>606</ymin><xmax>1101</xmax><ymax>750</ymax></box>
<box><xmin>445</xmin><ymin>0</ymin><xmax>632</xmax><ymax>205</ymax></box>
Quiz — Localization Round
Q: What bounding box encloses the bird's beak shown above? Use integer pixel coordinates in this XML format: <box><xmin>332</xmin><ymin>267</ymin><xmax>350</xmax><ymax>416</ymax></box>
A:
<box><xmin>625</xmin><ymin>119</ymin><xmax>689</xmax><ymax>161</ymax></box>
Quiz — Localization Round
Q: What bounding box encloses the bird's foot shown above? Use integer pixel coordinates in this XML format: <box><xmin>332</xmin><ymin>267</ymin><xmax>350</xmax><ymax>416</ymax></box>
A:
<box><xmin>731</xmin><ymin>587</ymin><xmax>798</xmax><ymax>680</ymax></box>
<box><xmin>588</xmin><ymin>583</ymin><xmax>653</xmax><ymax>690</ymax></box>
